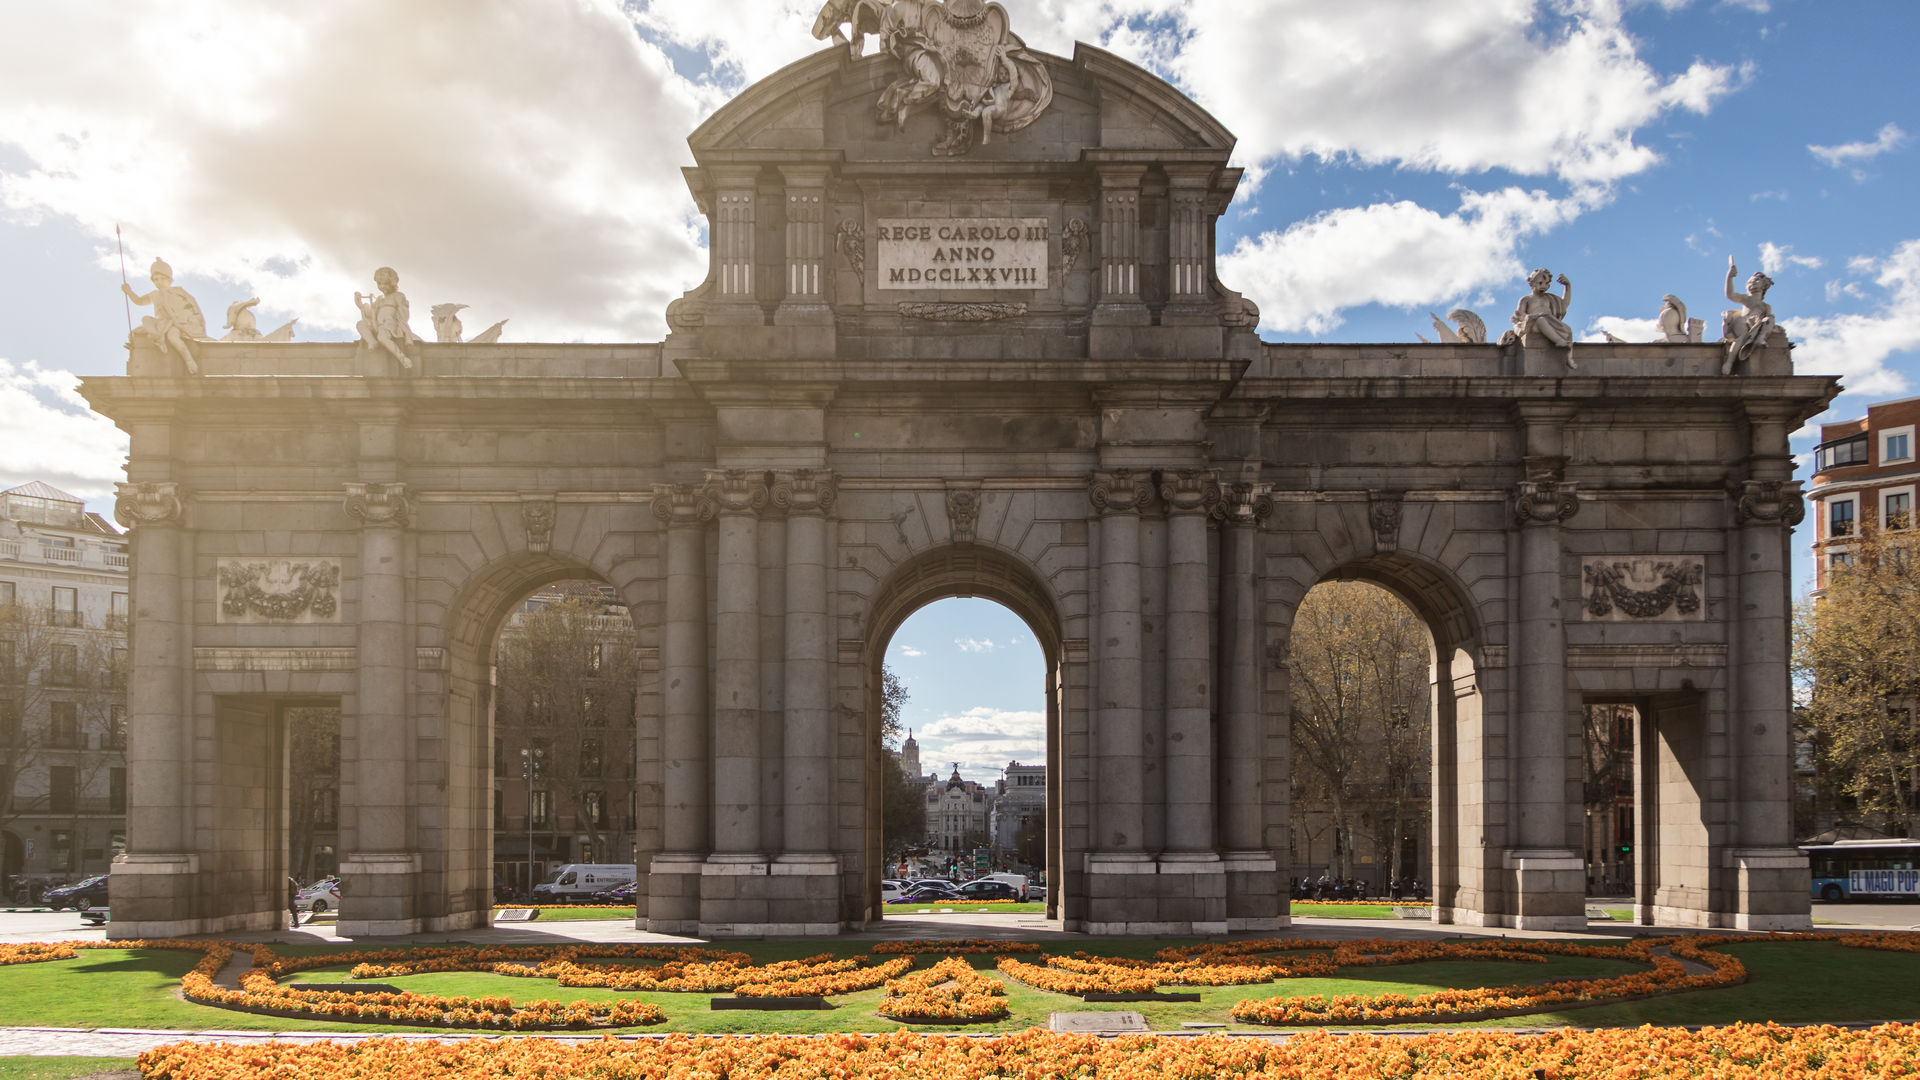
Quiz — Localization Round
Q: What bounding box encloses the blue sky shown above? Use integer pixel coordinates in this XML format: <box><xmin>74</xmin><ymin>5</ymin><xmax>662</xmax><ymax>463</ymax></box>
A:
<box><xmin>2</xmin><ymin>1</ymin><xmax>1916</xmax><ymax>781</ymax></box>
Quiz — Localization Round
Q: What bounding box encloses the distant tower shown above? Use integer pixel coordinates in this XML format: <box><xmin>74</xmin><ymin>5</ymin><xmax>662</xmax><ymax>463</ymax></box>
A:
<box><xmin>901</xmin><ymin>729</ymin><xmax>920</xmax><ymax>778</ymax></box>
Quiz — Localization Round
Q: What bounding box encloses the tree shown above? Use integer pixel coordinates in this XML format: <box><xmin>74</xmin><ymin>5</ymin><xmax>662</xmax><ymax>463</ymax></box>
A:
<box><xmin>0</xmin><ymin>599</ymin><xmax>123</xmax><ymax>871</ymax></box>
<box><xmin>493</xmin><ymin>585</ymin><xmax>640</xmax><ymax>864</ymax></box>
<box><xmin>1287</xmin><ymin>581</ymin><xmax>1432</xmax><ymax>880</ymax></box>
<box><xmin>878</xmin><ymin>664</ymin><xmax>924</xmax><ymax>858</ymax></box>
<box><xmin>1793</xmin><ymin>524</ymin><xmax>1920</xmax><ymax>836</ymax></box>
<box><xmin>286</xmin><ymin>707</ymin><xmax>340</xmax><ymax>883</ymax></box>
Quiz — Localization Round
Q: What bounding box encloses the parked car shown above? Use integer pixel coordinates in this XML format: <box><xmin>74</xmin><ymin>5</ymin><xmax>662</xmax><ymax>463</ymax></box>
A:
<box><xmin>43</xmin><ymin>875</ymin><xmax>108</xmax><ymax>911</ymax></box>
<box><xmin>590</xmin><ymin>880</ymin><xmax>637</xmax><ymax>904</ymax></box>
<box><xmin>956</xmin><ymin>879</ymin><xmax>1018</xmax><ymax>901</ymax></box>
<box><xmin>1027</xmin><ymin>885</ymin><xmax>1046</xmax><ymax>902</ymax></box>
<box><xmin>977</xmin><ymin>872</ymin><xmax>1030</xmax><ymax>899</ymax></box>
<box><xmin>891</xmin><ymin>883</ymin><xmax>963</xmax><ymax>904</ymax></box>
<box><xmin>880</xmin><ymin>881</ymin><xmax>906</xmax><ymax>903</ymax></box>
<box><xmin>295</xmin><ymin>878</ymin><xmax>340</xmax><ymax>914</ymax></box>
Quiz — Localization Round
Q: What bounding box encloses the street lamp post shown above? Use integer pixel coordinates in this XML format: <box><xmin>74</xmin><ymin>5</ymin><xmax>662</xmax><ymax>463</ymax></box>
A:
<box><xmin>520</xmin><ymin>746</ymin><xmax>543</xmax><ymax>900</ymax></box>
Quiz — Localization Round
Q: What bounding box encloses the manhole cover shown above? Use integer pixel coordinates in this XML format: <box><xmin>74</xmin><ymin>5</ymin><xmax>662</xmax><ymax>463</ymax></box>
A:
<box><xmin>1049</xmin><ymin>1011</ymin><xmax>1149</xmax><ymax>1034</ymax></box>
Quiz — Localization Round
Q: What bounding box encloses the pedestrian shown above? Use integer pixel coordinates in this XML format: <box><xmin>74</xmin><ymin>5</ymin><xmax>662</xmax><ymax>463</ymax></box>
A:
<box><xmin>286</xmin><ymin>876</ymin><xmax>302</xmax><ymax>928</ymax></box>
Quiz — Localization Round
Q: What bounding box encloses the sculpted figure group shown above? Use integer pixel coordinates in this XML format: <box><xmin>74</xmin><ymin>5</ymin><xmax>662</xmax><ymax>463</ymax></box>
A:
<box><xmin>120</xmin><ymin>258</ymin><xmax>506</xmax><ymax>375</ymax></box>
<box><xmin>1415</xmin><ymin>255</ymin><xmax>1785</xmax><ymax>374</ymax></box>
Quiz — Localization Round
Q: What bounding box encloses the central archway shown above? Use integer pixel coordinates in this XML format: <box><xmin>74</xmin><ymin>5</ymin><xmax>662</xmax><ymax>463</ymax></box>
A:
<box><xmin>861</xmin><ymin>545</ymin><xmax>1065</xmax><ymax>924</ymax></box>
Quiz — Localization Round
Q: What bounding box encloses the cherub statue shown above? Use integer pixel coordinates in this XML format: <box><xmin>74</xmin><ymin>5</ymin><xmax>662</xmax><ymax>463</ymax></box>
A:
<box><xmin>1427</xmin><ymin>308</ymin><xmax>1487</xmax><ymax>344</ymax></box>
<box><xmin>429</xmin><ymin>303</ymin><xmax>508</xmax><ymax>344</ymax></box>
<box><xmin>219</xmin><ymin>297</ymin><xmax>297</xmax><ymax>342</ymax></box>
<box><xmin>354</xmin><ymin>266</ymin><xmax>422</xmax><ymax>369</ymax></box>
<box><xmin>1721</xmin><ymin>257</ymin><xmax>1776</xmax><ymax>375</ymax></box>
<box><xmin>811</xmin><ymin>0</ymin><xmax>885</xmax><ymax>58</ymax></box>
<box><xmin>121</xmin><ymin>257</ymin><xmax>208</xmax><ymax>374</ymax></box>
<box><xmin>1509</xmin><ymin>268</ymin><xmax>1573</xmax><ymax>347</ymax></box>
<box><xmin>1656</xmin><ymin>294</ymin><xmax>1695</xmax><ymax>343</ymax></box>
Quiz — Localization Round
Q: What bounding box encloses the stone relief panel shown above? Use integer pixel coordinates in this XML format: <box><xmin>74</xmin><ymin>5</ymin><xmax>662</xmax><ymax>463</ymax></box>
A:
<box><xmin>216</xmin><ymin>558</ymin><xmax>343</xmax><ymax>624</ymax></box>
<box><xmin>1580</xmin><ymin>557</ymin><xmax>1706</xmax><ymax>622</ymax></box>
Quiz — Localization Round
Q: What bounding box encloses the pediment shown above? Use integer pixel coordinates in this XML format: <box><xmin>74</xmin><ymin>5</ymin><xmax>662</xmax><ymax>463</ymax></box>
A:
<box><xmin>687</xmin><ymin>42</ymin><xmax>1235</xmax><ymax>161</ymax></box>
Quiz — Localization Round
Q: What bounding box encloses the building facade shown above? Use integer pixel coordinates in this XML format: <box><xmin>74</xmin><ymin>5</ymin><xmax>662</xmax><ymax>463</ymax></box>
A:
<box><xmin>1807</xmin><ymin>395</ymin><xmax>1920</xmax><ymax>590</ymax></box>
<box><xmin>924</xmin><ymin>766</ymin><xmax>992</xmax><ymax>858</ymax></box>
<box><xmin>990</xmin><ymin>761</ymin><xmax>1046</xmax><ymax>863</ymax></box>
<box><xmin>0</xmin><ymin>483</ymin><xmax>129</xmax><ymax>890</ymax></box>
<box><xmin>87</xmin><ymin>20</ymin><xmax>1832</xmax><ymax>939</ymax></box>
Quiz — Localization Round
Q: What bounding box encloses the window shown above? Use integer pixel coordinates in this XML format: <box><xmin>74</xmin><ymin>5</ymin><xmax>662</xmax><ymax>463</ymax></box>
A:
<box><xmin>312</xmin><ymin>787</ymin><xmax>338</xmax><ymax>826</ymax></box>
<box><xmin>494</xmin><ymin>738</ymin><xmax>508</xmax><ymax>778</ymax></box>
<box><xmin>494</xmin><ymin>788</ymin><xmax>506</xmax><ymax>829</ymax></box>
<box><xmin>1830</xmin><ymin>498</ymin><xmax>1856</xmax><ymax>538</ymax></box>
<box><xmin>49</xmin><ymin>829</ymin><xmax>72</xmax><ymax>872</ymax></box>
<box><xmin>531</xmin><ymin>789</ymin><xmax>552</xmax><ymax>828</ymax></box>
<box><xmin>109</xmin><ymin>647</ymin><xmax>127</xmax><ymax>685</ymax></box>
<box><xmin>586</xmin><ymin>643</ymin><xmax>602</xmax><ymax>673</ymax></box>
<box><xmin>1830</xmin><ymin>550</ymin><xmax>1855</xmax><ymax>570</ymax></box>
<box><xmin>1816</xmin><ymin>434</ymin><xmax>1870</xmax><ymax>471</ymax></box>
<box><xmin>50</xmin><ymin>765</ymin><xmax>76</xmax><ymax>814</ymax></box>
<box><xmin>1884</xmin><ymin>426</ymin><xmax>1915</xmax><ymax>465</ymax></box>
<box><xmin>50</xmin><ymin>701</ymin><xmax>77</xmax><ymax>747</ymax></box>
<box><xmin>108</xmin><ymin>592</ymin><xmax>128</xmax><ymax>630</ymax></box>
<box><xmin>579</xmin><ymin>739</ymin><xmax>602</xmax><ymax>778</ymax></box>
<box><xmin>108</xmin><ymin>706</ymin><xmax>126</xmax><ymax>750</ymax></box>
<box><xmin>50</xmin><ymin>587</ymin><xmax>79</xmax><ymax>628</ymax></box>
<box><xmin>1886</xmin><ymin>491</ymin><xmax>1914</xmax><ymax>530</ymax></box>
<box><xmin>50</xmin><ymin>644</ymin><xmax>77</xmax><ymax>686</ymax></box>
<box><xmin>110</xmin><ymin>767</ymin><xmax>126</xmax><ymax>813</ymax></box>
<box><xmin>0</xmin><ymin>582</ymin><xmax>13</xmax><ymax>608</ymax></box>
<box><xmin>583</xmin><ymin>790</ymin><xmax>607</xmax><ymax>827</ymax></box>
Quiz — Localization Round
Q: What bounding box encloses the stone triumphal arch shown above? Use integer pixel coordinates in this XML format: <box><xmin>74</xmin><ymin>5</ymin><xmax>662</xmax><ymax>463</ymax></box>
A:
<box><xmin>86</xmin><ymin>10</ymin><xmax>1834</xmax><ymax>938</ymax></box>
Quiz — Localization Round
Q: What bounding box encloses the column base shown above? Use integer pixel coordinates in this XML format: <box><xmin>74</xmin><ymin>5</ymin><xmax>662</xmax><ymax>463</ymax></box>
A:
<box><xmin>1500</xmin><ymin>848</ymin><xmax>1587</xmax><ymax>932</ymax></box>
<box><xmin>1716</xmin><ymin>848</ymin><xmax>1812</xmax><ymax>931</ymax></box>
<box><xmin>645</xmin><ymin>853</ymin><xmax>705</xmax><ymax>935</ymax></box>
<box><xmin>697</xmin><ymin>854</ymin><xmax>841</xmax><ymax>937</ymax></box>
<box><xmin>107</xmin><ymin>853</ymin><xmax>203</xmax><ymax>940</ymax></box>
<box><xmin>1223</xmin><ymin>851</ymin><xmax>1286</xmax><ymax>930</ymax></box>
<box><xmin>336</xmin><ymin>853</ymin><xmax>424</xmax><ymax>937</ymax></box>
<box><xmin>1079</xmin><ymin>852</ymin><xmax>1231</xmax><ymax>935</ymax></box>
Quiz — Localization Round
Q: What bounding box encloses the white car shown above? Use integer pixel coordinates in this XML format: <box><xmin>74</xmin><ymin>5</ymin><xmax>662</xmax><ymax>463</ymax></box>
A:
<box><xmin>295</xmin><ymin>879</ymin><xmax>340</xmax><ymax>914</ymax></box>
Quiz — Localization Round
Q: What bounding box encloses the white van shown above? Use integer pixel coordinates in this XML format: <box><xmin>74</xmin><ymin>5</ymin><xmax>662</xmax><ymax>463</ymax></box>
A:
<box><xmin>979</xmin><ymin>872</ymin><xmax>1030</xmax><ymax>899</ymax></box>
<box><xmin>531</xmin><ymin>863</ymin><xmax>635</xmax><ymax>903</ymax></box>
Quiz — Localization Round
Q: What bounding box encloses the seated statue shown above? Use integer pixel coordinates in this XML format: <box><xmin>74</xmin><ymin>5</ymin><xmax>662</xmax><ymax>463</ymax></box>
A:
<box><xmin>122</xmin><ymin>257</ymin><xmax>208</xmax><ymax>375</ymax></box>
<box><xmin>1721</xmin><ymin>256</ymin><xmax>1777</xmax><ymax>375</ymax></box>
<box><xmin>355</xmin><ymin>267</ymin><xmax>422</xmax><ymax>370</ymax></box>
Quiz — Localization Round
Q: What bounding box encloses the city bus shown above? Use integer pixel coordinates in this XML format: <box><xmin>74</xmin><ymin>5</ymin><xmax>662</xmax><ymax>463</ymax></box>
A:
<box><xmin>1801</xmin><ymin>839</ymin><xmax>1920</xmax><ymax>901</ymax></box>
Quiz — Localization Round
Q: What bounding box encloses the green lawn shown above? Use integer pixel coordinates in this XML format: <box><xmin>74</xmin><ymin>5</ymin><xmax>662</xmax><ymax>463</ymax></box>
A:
<box><xmin>0</xmin><ymin>1059</ymin><xmax>137</xmax><ymax>1080</ymax></box>
<box><xmin>0</xmin><ymin>938</ymin><xmax>1911</xmax><ymax>1035</ymax></box>
<box><xmin>1289</xmin><ymin>902</ymin><xmax>1430</xmax><ymax>919</ymax></box>
<box><xmin>488</xmin><ymin>906</ymin><xmax>637</xmax><ymax>922</ymax></box>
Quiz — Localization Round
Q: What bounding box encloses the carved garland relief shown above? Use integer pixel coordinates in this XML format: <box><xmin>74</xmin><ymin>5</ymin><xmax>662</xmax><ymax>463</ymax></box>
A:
<box><xmin>216</xmin><ymin>559</ymin><xmax>343</xmax><ymax>624</ymax></box>
<box><xmin>1580</xmin><ymin>557</ymin><xmax>1707</xmax><ymax>622</ymax></box>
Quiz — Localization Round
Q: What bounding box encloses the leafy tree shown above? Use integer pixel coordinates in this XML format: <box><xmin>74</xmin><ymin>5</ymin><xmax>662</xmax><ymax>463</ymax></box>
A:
<box><xmin>286</xmin><ymin>707</ymin><xmax>339</xmax><ymax>884</ymax></box>
<box><xmin>494</xmin><ymin>585</ymin><xmax>640</xmax><ymax>864</ymax></box>
<box><xmin>879</xmin><ymin>664</ymin><xmax>924</xmax><ymax>857</ymax></box>
<box><xmin>1793</xmin><ymin>524</ymin><xmax>1920</xmax><ymax>836</ymax></box>
<box><xmin>1287</xmin><ymin>581</ymin><xmax>1431</xmax><ymax>880</ymax></box>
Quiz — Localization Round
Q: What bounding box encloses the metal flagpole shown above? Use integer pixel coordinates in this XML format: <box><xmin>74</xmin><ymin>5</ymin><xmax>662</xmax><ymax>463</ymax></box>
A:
<box><xmin>115</xmin><ymin>225</ymin><xmax>133</xmax><ymax>333</ymax></box>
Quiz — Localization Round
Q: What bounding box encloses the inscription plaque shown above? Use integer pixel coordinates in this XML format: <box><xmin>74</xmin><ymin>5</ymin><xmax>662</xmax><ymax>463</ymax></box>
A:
<box><xmin>877</xmin><ymin>217</ymin><xmax>1048</xmax><ymax>289</ymax></box>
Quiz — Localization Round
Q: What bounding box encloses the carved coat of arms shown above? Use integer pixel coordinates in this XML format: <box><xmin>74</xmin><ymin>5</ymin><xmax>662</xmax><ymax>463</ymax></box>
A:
<box><xmin>814</xmin><ymin>0</ymin><xmax>1054</xmax><ymax>157</ymax></box>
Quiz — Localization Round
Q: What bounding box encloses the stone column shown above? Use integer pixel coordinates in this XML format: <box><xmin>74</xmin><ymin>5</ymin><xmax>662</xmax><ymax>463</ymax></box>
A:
<box><xmin>108</xmin><ymin>482</ymin><xmax>198</xmax><ymax>939</ymax></box>
<box><xmin>1084</xmin><ymin>470</ymin><xmax>1155</xmax><ymax>930</ymax></box>
<box><xmin>648</xmin><ymin>483</ymin><xmax>712</xmax><ymax>932</ymax></box>
<box><xmin>1725</xmin><ymin>405</ymin><xmax>1813</xmax><ymax>928</ymax></box>
<box><xmin>770</xmin><ymin>470</ymin><xmax>840</xmax><ymax>931</ymax></box>
<box><xmin>1215</xmin><ymin>482</ymin><xmax>1279</xmax><ymax>929</ymax></box>
<box><xmin>776</xmin><ymin>166</ymin><xmax>831</xmax><ymax>326</ymax></box>
<box><xmin>1093</xmin><ymin>165</ymin><xmax>1149</xmax><ymax>326</ymax></box>
<box><xmin>1508</xmin><ymin>457</ymin><xmax>1585</xmax><ymax>930</ymax></box>
<box><xmin>707</xmin><ymin>469</ymin><xmax>767</xmax><ymax>859</ymax></box>
<box><xmin>340</xmin><ymin>481</ymin><xmax>420</xmax><ymax>934</ymax></box>
<box><xmin>1159</xmin><ymin>469</ymin><xmax>1217</xmax><ymax>852</ymax></box>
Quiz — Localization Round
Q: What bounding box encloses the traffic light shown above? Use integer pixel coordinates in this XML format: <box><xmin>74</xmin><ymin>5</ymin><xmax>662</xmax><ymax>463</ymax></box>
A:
<box><xmin>1618</xmin><ymin>844</ymin><xmax>1631</xmax><ymax>854</ymax></box>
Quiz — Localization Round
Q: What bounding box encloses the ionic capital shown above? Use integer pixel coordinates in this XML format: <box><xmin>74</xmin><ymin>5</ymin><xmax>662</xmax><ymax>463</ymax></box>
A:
<box><xmin>1089</xmin><ymin>468</ymin><xmax>1154</xmax><ymax>515</ymax></box>
<box><xmin>114</xmin><ymin>481</ymin><xmax>186</xmax><ymax>529</ymax></box>
<box><xmin>1512</xmin><ymin>480</ymin><xmax>1579</xmax><ymax>527</ymax></box>
<box><xmin>769</xmin><ymin>468</ymin><xmax>836</xmax><ymax>516</ymax></box>
<box><xmin>1733</xmin><ymin>479</ymin><xmax>1806</xmax><ymax>527</ymax></box>
<box><xmin>650</xmin><ymin>483</ymin><xmax>716</xmax><ymax>527</ymax></box>
<box><xmin>343</xmin><ymin>481</ymin><xmax>412</xmax><ymax>529</ymax></box>
<box><xmin>1213</xmin><ymin>482</ymin><xmax>1273</xmax><ymax>528</ymax></box>
<box><xmin>1158</xmin><ymin>469</ymin><xmax>1220</xmax><ymax>515</ymax></box>
<box><xmin>704</xmin><ymin>468</ymin><xmax>769</xmax><ymax>516</ymax></box>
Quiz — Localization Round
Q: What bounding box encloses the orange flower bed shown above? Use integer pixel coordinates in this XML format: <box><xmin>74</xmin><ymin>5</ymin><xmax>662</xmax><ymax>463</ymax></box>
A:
<box><xmin>137</xmin><ymin>1023</ymin><xmax>1920</xmax><ymax>1080</ymax></box>
<box><xmin>878</xmin><ymin>956</ymin><xmax>1010</xmax><ymax>1023</ymax></box>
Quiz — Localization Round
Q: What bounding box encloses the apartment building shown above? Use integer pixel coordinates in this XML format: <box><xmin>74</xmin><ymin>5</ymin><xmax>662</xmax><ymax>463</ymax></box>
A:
<box><xmin>1807</xmin><ymin>396</ymin><xmax>1920</xmax><ymax>589</ymax></box>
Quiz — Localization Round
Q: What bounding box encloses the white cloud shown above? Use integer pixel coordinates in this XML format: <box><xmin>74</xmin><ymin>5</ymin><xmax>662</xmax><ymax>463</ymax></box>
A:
<box><xmin>1582</xmin><ymin>315</ymin><xmax>1665</xmax><ymax>343</ymax></box>
<box><xmin>955</xmin><ymin>637</ymin><xmax>998</xmax><ymax>653</ymax></box>
<box><xmin>1809</xmin><ymin>122</ymin><xmax>1907</xmax><ymax>172</ymax></box>
<box><xmin>1759</xmin><ymin>242</ymin><xmax>1823</xmax><ymax>275</ymax></box>
<box><xmin>899</xmin><ymin>645</ymin><xmax>925</xmax><ymax>658</ymax></box>
<box><xmin>1220</xmin><ymin>186</ymin><xmax>1589</xmax><ymax>335</ymax></box>
<box><xmin>0</xmin><ymin>358</ymin><xmax>129</xmax><ymax>501</ymax></box>
<box><xmin>0</xmin><ymin>1</ymin><xmax>712</xmax><ymax>342</ymax></box>
<box><xmin>913</xmin><ymin>706</ymin><xmax>1046</xmax><ymax>780</ymax></box>
<box><xmin>1783</xmin><ymin>238</ymin><xmax>1920</xmax><ymax>400</ymax></box>
<box><xmin>1720</xmin><ymin>0</ymin><xmax>1770</xmax><ymax>12</ymax></box>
